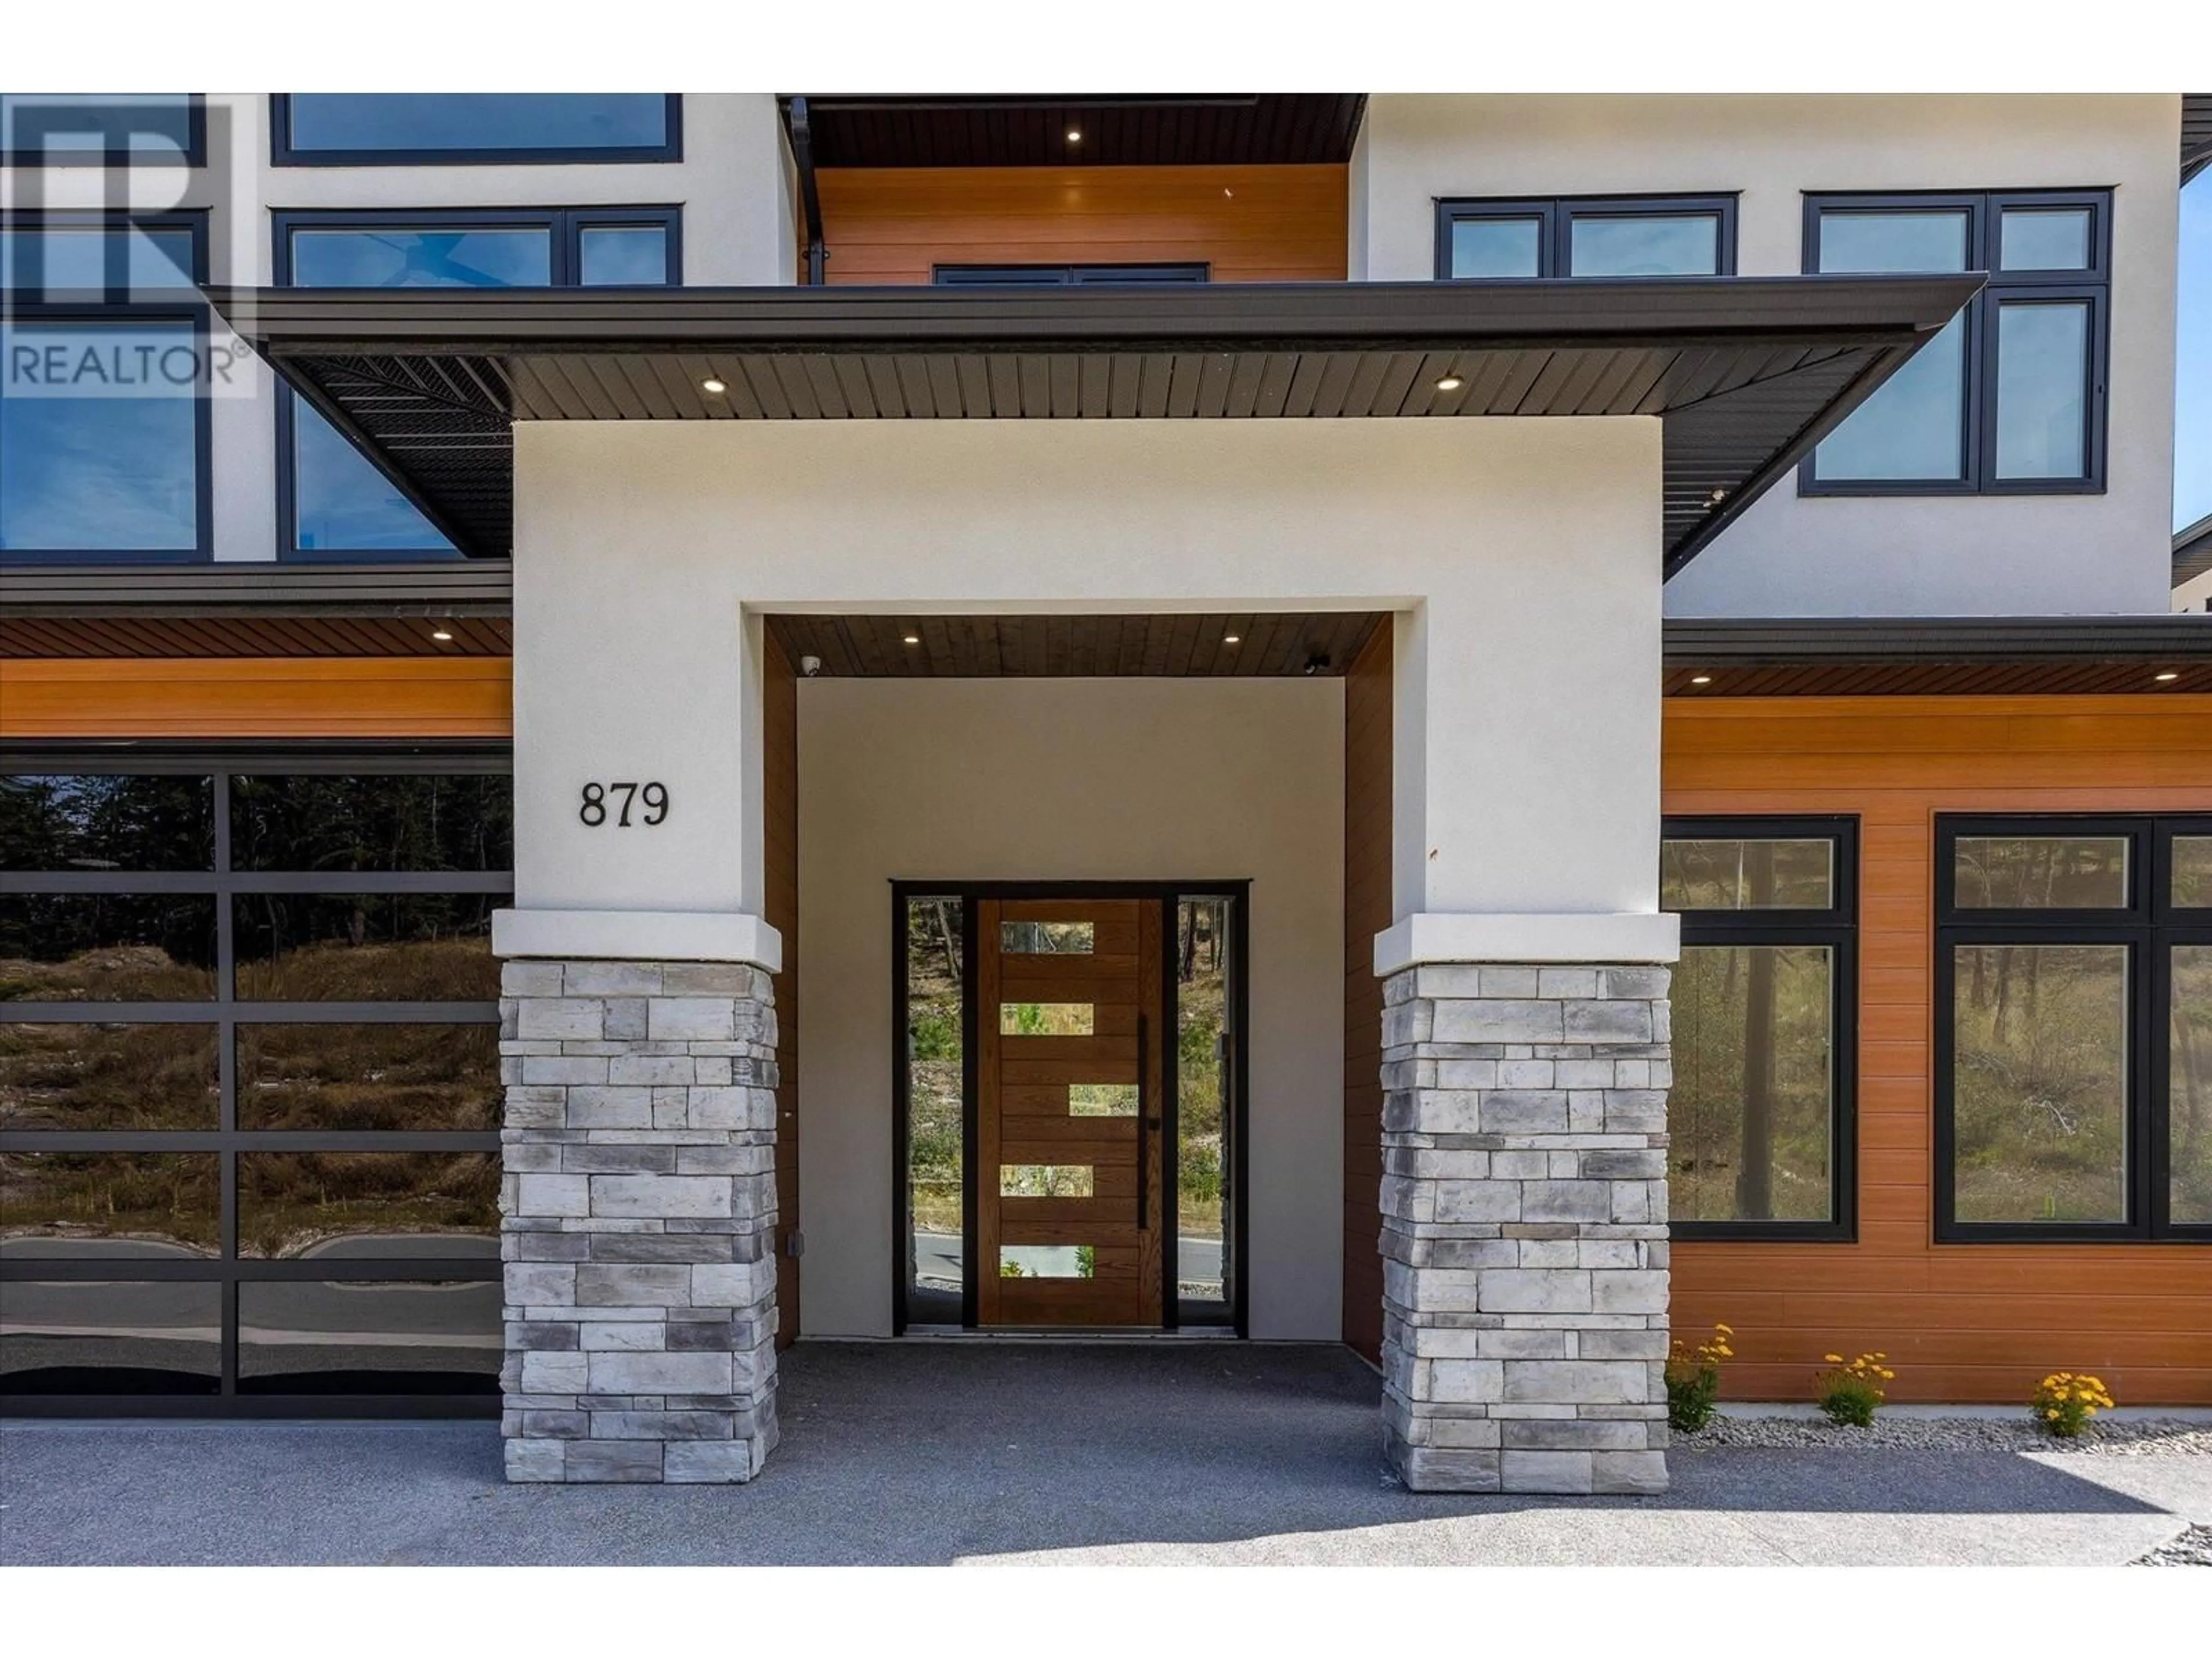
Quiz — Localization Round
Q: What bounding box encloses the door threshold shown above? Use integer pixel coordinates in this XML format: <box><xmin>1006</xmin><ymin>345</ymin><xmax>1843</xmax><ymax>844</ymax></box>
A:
<box><xmin>896</xmin><ymin>1325</ymin><xmax>1241</xmax><ymax>1341</ymax></box>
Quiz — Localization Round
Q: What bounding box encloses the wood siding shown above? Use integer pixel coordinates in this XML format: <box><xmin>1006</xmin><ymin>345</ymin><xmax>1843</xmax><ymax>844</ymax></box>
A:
<box><xmin>1666</xmin><ymin>694</ymin><xmax>2212</xmax><ymax>1404</ymax></box>
<box><xmin>0</xmin><ymin>657</ymin><xmax>512</xmax><ymax>738</ymax></box>
<box><xmin>1342</xmin><ymin>623</ymin><xmax>1392</xmax><ymax>1360</ymax></box>
<box><xmin>762</xmin><ymin>630</ymin><xmax>801</xmax><ymax>1348</ymax></box>
<box><xmin>814</xmin><ymin>165</ymin><xmax>1348</xmax><ymax>285</ymax></box>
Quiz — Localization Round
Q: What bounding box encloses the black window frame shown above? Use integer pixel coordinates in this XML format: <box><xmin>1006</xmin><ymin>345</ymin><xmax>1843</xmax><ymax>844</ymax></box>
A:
<box><xmin>269</xmin><ymin>93</ymin><xmax>681</xmax><ymax>167</ymax></box>
<box><xmin>0</xmin><ymin>744</ymin><xmax>513</xmax><ymax>1416</ymax></box>
<box><xmin>0</xmin><ymin>94</ymin><xmax>206</xmax><ymax>168</ymax></box>
<box><xmin>1661</xmin><ymin>815</ymin><xmax>1858</xmax><ymax>1243</ymax></box>
<box><xmin>931</xmin><ymin>264</ymin><xmax>1211</xmax><ymax>286</ymax></box>
<box><xmin>1800</xmin><ymin>188</ymin><xmax>2112</xmax><ymax>498</ymax></box>
<box><xmin>1433</xmin><ymin>193</ymin><xmax>1740</xmax><ymax>281</ymax></box>
<box><xmin>271</xmin><ymin>206</ymin><xmax>681</xmax><ymax>562</ymax></box>
<box><xmin>0</xmin><ymin>208</ymin><xmax>215</xmax><ymax>566</ymax></box>
<box><xmin>1936</xmin><ymin>814</ymin><xmax>2212</xmax><ymax>1244</ymax></box>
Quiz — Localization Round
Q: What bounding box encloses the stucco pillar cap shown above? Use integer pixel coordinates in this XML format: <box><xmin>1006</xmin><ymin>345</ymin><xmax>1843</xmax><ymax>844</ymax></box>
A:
<box><xmin>1373</xmin><ymin>911</ymin><xmax>1680</xmax><ymax>976</ymax></box>
<box><xmin>493</xmin><ymin>908</ymin><xmax>783</xmax><ymax>970</ymax></box>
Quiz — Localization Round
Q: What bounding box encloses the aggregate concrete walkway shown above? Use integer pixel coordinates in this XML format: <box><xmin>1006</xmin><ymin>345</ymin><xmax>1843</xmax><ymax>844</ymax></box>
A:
<box><xmin>3</xmin><ymin>1342</ymin><xmax>2206</xmax><ymax>1566</ymax></box>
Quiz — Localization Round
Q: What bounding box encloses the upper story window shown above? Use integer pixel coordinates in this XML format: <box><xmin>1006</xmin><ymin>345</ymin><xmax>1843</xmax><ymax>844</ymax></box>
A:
<box><xmin>271</xmin><ymin>94</ymin><xmax>680</xmax><ymax>165</ymax></box>
<box><xmin>1805</xmin><ymin>191</ymin><xmax>2111</xmax><ymax>495</ymax></box>
<box><xmin>274</xmin><ymin>208</ymin><xmax>679</xmax><ymax>559</ymax></box>
<box><xmin>1661</xmin><ymin>818</ymin><xmax>1857</xmax><ymax>1241</ymax></box>
<box><xmin>933</xmin><ymin>264</ymin><xmax>1210</xmax><ymax>286</ymax></box>
<box><xmin>1</xmin><ymin>213</ymin><xmax>210</xmax><ymax>565</ymax></box>
<box><xmin>1435</xmin><ymin>195</ymin><xmax>1737</xmax><ymax>279</ymax></box>
<box><xmin>1</xmin><ymin>94</ymin><xmax>200</xmax><ymax>165</ymax></box>
<box><xmin>1937</xmin><ymin>817</ymin><xmax>2212</xmax><ymax>1243</ymax></box>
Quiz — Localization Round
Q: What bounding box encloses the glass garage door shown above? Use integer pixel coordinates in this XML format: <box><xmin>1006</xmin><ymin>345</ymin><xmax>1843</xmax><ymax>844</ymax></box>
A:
<box><xmin>0</xmin><ymin>755</ymin><xmax>510</xmax><ymax>1412</ymax></box>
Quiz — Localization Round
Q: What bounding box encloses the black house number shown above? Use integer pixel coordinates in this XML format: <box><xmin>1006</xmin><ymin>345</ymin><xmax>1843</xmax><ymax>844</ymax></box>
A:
<box><xmin>579</xmin><ymin>782</ymin><xmax>669</xmax><ymax>827</ymax></box>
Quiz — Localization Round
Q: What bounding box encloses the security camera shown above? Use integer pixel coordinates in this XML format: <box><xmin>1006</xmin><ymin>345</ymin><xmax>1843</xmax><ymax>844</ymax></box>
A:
<box><xmin>800</xmin><ymin>655</ymin><xmax>824</xmax><ymax>677</ymax></box>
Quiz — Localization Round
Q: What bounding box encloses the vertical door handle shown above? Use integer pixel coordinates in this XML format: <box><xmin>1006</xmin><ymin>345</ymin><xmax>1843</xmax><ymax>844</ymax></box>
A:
<box><xmin>1135</xmin><ymin>1013</ymin><xmax>1149</xmax><ymax>1229</ymax></box>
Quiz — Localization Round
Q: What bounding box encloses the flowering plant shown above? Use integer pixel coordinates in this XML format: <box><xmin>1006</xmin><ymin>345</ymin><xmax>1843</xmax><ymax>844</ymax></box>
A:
<box><xmin>1665</xmin><ymin>1323</ymin><xmax>1733</xmax><ymax>1434</ymax></box>
<box><xmin>1815</xmin><ymin>1351</ymin><xmax>1894</xmax><ymax>1427</ymax></box>
<box><xmin>2031</xmin><ymin>1373</ymin><xmax>2116</xmax><ymax>1438</ymax></box>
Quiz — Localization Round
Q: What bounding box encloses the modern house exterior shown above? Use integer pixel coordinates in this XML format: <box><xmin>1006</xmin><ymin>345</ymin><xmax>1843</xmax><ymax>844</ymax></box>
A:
<box><xmin>3</xmin><ymin>92</ymin><xmax>2209</xmax><ymax>1498</ymax></box>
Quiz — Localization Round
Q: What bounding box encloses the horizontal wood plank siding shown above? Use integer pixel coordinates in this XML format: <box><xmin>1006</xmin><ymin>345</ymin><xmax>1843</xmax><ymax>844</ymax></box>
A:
<box><xmin>1665</xmin><ymin>694</ymin><xmax>2212</xmax><ymax>1404</ymax></box>
<box><xmin>0</xmin><ymin>657</ymin><xmax>512</xmax><ymax>738</ymax></box>
<box><xmin>815</xmin><ymin>165</ymin><xmax>1349</xmax><ymax>285</ymax></box>
<box><xmin>1342</xmin><ymin>622</ymin><xmax>1391</xmax><ymax>1360</ymax></box>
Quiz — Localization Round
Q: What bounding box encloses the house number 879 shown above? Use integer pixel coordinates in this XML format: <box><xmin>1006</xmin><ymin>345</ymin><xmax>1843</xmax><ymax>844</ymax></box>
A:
<box><xmin>579</xmin><ymin>782</ymin><xmax>669</xmax><ymax>827</ymax></box>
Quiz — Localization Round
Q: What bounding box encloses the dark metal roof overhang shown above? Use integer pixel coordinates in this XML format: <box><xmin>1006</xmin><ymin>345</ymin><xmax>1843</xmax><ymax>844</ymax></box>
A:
<box><xmin>2175</xmin><ymin>513</ymin><xmax>2212</xmax><ymax>590</ymax></box>
<box><xmin>0</xmin><ymin>561</ymin><xmax>513</xmax><ymax>657</ymax></box>
<box><xmin>778</xmin><ymin>94</ymin><xmax>1368</xmax><ymax>169</ymax></box>
<box><xmin>207</xmin><ymin>274</ymin><xmax>1980</xmax><ymax>574</ymax></box>
<box><xmin>1665</xmin><ymin>613</ymin><xmax>2212</xmax><ymax>696</ymax></box>
<box><xmin>2184</xmin><ymin>94</ymin><xmax>2212</xmax><ymax>184</ymax></box>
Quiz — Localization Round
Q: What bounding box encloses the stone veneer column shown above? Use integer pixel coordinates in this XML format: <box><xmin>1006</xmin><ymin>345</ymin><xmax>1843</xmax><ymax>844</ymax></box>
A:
<box><xmin>1378</xmin><ymin>962</ymin><xmax>1672</xmax><ymax>1495</ymax></box>
<box><xmin>498</xmin><ymin>960</ymin><xmax>779</xmax><ymax>1483</ymax></box>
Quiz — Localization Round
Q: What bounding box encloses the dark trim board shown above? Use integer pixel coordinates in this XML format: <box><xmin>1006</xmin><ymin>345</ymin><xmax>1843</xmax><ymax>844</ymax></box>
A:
<box><xmin>889</xmin><ymin>880</ymin><xmax>1251</xmax><ymax>1337</ymax></box>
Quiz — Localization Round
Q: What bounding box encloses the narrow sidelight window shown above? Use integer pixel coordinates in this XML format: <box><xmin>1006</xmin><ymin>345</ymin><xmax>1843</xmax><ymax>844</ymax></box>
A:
<box><xmin>1661</xmin><ymin>818</ymin><xmax>1857</xmax><ymax>1240</ymax></box>
<box><xmin>1937</xmin><ymin>816</ymin><xmax>2212</xmax><ymax>1241</ymax></box>
<box><xmin>1437</xmin><ymin>195</ymin><xmax>1737</xmax><ymax>279</ymax></box>
<box><xmin>1805</xmin><ymin>190</ymin><xmax>2111</xmax><ymax>494</ymax></box>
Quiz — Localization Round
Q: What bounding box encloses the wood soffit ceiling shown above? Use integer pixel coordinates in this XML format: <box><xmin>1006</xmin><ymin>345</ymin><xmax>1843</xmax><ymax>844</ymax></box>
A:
<box><xmin>781</xmin><ymin>95</ymin><xmax>1368</xmax><ymax>169</ymax></box>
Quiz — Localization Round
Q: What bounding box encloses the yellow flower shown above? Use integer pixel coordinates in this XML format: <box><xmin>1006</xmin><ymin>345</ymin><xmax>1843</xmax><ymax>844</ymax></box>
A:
<box><xmin>1824</xmin><ymin>1354</ymin><xmax>1844</xmax><ymax>1364</ymax></box>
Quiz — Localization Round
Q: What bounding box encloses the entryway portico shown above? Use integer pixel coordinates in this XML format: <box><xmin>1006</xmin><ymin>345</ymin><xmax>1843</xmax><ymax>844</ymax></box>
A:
<box><xmin>215</xmin><ymin>274</ymin><xmax>1978</xmax><ymax>1493</ymax></box>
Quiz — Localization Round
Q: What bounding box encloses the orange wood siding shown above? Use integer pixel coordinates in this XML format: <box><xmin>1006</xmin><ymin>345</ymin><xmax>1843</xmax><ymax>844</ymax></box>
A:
<box><xmin>1342</xmin><ymin>623</ymin><xmax>1392</xmax><ymax>1360</ymax></box>
<box><xmin>1665</xmin><ymin>694</ymin><xmax>2212</xmax><ymax>1404</ymax></box>
<box><xmin>762</xmin><ymin>631</ymin><xmax>801</xmax><ymax>1348</ymax></box>
<box><xmin>0</xmin><ymin>657</ymin><xmax>512</xmax><ymax>738</ymax></box>
<box><xmin>815</xmin><ymin>165</ymin><xmax>1348</xmax><ymax>285</ymax></box>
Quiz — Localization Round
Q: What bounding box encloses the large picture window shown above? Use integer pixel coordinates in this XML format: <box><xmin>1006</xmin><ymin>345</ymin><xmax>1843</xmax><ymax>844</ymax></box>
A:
<box><xmin>1804</xmin><ymin>191</ymin><xmax>2111</xmax><ymax>494</ymax></box>
<box><xmin>1937</xmin><ymin>816</ymin><xmax>2212</xmax><ymax>1242</ymax></box>
<box><xmin>1436</xmin><ymin>194</ymin><xmax>1737</xmax><ymax>280</ymax></box>
<box><xmin>272</xmin><ymin>208</ymin><xmax>680</xmax><ymax>559</ymax></box>
<box><xmin>1</xmin><ymin>213</ymin><xmax>211</xmax><ymax>564</ymax></box>
<box><xmin>271</xmin><ymin>94</ymin><xmax>679</xmax><ymax>165</ymax></box>
<box><xmin>0</xmin><ymin>756</ymin><xmax>512</xmax><ymax>1408</ymax></box>
<box><xmin>1661</xmin><ymin>818</ymin><xmax>1857</xmax><ymax>1240</ymax></box>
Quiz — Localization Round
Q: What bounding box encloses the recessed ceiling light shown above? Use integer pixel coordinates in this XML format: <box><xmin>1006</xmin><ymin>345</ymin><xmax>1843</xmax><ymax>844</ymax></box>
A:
<box><xmin>903</xmin><ymin>633</ymin><xmax>921</xmax><ymax>646</ymax></box>
<box><xmin>1065</xmin><ymin>128</ymin><xmax>1082</xmax><ymax>144</ymax></box>
<box><xmin>1435</xmin><ymin>375</ymin><xmax>1463</xmax><ymax>392</ymax></box>
<box><xmin>2156</xmin><ymin>670</ymin><xmax>2180</xmax><ymax>682</ymax></box>
<box><xmin>1223</xmin><ymin>634</ymin><xmax>1241</xmax><ymax>645</ymax></box>
<box><xmin>1690</xmin><ymin>673</ymin><xmax>1713</xmax><ymax>685</ymax></box>
<box><xmin>430</xmin><ymin>628</ymin><xmax>453</xmax><ymax>642</ymax></box>
<box><xmin>701</xmin><ymin>377</ymin><xmax>727</xmax><ymax>395</ymax></box>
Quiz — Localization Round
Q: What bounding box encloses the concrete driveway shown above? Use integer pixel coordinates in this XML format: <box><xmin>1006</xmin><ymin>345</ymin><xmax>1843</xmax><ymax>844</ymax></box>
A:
<box><xmin>3</xmin><ymin>1342</ymin><xmax>2205</xmax><ymax>1566</ymax></box>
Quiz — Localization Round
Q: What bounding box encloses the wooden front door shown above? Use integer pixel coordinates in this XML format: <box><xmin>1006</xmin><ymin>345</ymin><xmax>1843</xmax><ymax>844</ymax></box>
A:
<box><xmin>976</xmin><ymin>897</ymin><xmax>1165</xmax><ymax>1328</ymax></box>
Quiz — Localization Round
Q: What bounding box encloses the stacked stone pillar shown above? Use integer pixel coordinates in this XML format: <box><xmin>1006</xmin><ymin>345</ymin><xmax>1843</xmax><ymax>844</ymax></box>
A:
<box><xmin>1379</xmin><ymin>962</ymin><xmax>1672</xmax><ymax>1495</ymax></box>
<box><xmin>497</xmin><ymin>959</ymin><xmax>780</xmax><ymax>1483</ymax></box>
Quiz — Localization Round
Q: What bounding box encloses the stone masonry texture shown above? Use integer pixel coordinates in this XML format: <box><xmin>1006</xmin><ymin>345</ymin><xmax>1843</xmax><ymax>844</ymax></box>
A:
<box><xmin>498</xmin><ymin>959</ymin><xmax>780</xmax><ymax>1483</ymax></box>
<box><xmin>1378</xmin><ymin>963</ymin><xmax>1672</xmax><ymax>1496</ymax></box>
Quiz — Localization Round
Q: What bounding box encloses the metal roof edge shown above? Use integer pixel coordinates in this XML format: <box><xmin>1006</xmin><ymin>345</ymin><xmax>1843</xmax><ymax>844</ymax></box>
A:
<box><xmin>2174</xmin><ymin>513</ymin><xmax>2212</xmax><ymax>588</ymax></box>
<box><xmin>0</xmin><ymin>561</ymin><xmax>514</xmax><ymax>618</ymax></box>
<box><xmin>1664</xmin><ymin>613</ymin><xmax>2212</xmax><ymax>664</ymax></box>
<box><xmin>206</xmin><ymin>274</ymin><xmax>1980</xmax><ymax>355</ymax></box>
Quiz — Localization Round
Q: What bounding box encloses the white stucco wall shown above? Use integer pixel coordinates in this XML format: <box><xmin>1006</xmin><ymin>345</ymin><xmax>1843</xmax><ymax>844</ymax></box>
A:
<box><xmin>796</xmin><ymin>676</ymin><xmax>1345</xmax><ymax>1338</ymax></box>
<box><xmin>508</xmin><ymin>416</ymin><xmax>1667</xmax><ymax>950</ymax></box>
<box><xmin>1352</xmin><ymin>94</ymin><xmax>2183</xmax><ymax>617</ymax></box>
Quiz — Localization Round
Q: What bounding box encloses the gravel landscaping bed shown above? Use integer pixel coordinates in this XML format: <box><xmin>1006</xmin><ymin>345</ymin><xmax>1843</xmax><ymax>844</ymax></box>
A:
<box><xmin>2133</xmin><ymin>1524</ymin><xmax>2212</xmax><ymax>1566</ymax></box>
<box><xmin>1684</xmin><ymin>1415</ymin><xmax>2212</xmax><ymax>1456</ymax></box>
